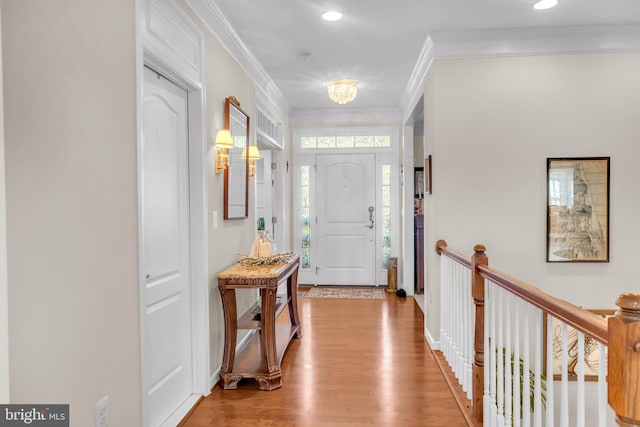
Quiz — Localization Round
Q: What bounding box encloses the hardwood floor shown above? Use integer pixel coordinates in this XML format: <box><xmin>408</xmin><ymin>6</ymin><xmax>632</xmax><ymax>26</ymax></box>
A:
<box><xmin>181</xmin><ymin>290</ymin><xmax>468</xmax><ymax>426</ymax></box>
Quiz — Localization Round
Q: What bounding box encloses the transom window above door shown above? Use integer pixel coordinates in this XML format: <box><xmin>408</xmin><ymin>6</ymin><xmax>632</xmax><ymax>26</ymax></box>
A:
<box><xmin>301</xmin><ymin>135</ymin><xmax>391</xmax><ymax>149</ymax></box>
<box><xmin>295</xmin><ymin>127</ymin><xmax>397</xmax><ymax>154</ymax></box>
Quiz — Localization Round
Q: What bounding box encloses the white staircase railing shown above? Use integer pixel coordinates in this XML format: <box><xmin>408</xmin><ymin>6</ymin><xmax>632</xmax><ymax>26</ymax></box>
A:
<box><xmin>435</xmin><ymin>240</ymin><xmax>639</xmax><ymax>427</ymax></box>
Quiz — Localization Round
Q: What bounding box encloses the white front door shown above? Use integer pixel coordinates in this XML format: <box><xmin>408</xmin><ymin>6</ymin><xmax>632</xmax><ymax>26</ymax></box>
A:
<box><xmin>142</xmin><ymin>67</ymin><xmax>193</xmax><ymax>426</ymax></box>
<box><xmin>316</xmin><ymin>154</ymin><xmax>376</xmax><ymax>285</ymax></box>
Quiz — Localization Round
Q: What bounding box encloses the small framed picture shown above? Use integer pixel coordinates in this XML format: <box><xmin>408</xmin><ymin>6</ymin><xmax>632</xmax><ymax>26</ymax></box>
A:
<box><xmin>546</xmin><ymin>157</ymin><xmax>610</xmax><ymax>262</ymax></box>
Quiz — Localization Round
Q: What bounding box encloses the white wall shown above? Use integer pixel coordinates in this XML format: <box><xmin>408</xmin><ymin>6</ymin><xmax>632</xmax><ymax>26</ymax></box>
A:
<box><xmin>0</xmin><ymin>3</ymin><xmax>10</xmax><ymax>403</ymax></box>
<box><xmin>2</xmin><ymin>0</ymin><xmax>141</xmax><ymax>425</ymax></box>
<box><xmin>424</xmin><ymin>53</ymin><xmax>640</xmax><ymax>340</ymax></box>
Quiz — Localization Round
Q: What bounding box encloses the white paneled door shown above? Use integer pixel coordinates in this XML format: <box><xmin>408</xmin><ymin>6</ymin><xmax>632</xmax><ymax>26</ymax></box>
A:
<box><xmin>317</xmin><ymin>154</ymin><xmax>376</xmax><ymax>285</ymax></box>
<box><xmin>142</xmin><ymin>67</ymin><xmax>193</xmax><ymax>426</ymax></box>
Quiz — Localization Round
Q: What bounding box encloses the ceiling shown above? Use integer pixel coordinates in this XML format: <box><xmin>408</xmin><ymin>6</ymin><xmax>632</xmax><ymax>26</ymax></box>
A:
<box><xmin>211</xmin><ymin>0</ymin><xmax>640</xmax><ymax>112</ymax></box>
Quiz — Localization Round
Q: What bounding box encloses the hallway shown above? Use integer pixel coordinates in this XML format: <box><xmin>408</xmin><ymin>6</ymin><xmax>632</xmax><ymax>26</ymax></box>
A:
<box><xmin>181</xmin><ymin>291</ymin><xmax>467</xmax><ymax>426</ymax></box>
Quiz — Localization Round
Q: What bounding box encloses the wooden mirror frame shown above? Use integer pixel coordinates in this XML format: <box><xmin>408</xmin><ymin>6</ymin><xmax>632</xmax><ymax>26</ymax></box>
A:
<box><xmin>224</xmin><ymin>96</ymin><xmax>250</xmax><ymax>220</ymax></box>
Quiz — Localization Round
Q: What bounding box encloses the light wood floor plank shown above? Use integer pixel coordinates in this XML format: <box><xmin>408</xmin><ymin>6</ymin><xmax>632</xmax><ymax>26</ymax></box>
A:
<box><xmin>181</xmin><ymin>291</ymin><xmax>468</xmax><ymax>426</ymax></box>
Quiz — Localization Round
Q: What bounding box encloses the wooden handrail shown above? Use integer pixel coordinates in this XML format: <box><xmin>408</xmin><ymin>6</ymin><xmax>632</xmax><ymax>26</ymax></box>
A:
<box><xmin>436</xmin><ymin>240</ymin><xmax>640</xmax><ymax>427</ymax></box>
<box><xmin>435</xmin><ymin>239</ymin><xmax>471</xmax><ymax>268</ymax></box>
<box><xmin>436</xmin><ymin>239</ymin><xmax>608</xmax><ymax>345</ymax></box>
<box><xmin>477</xmin><ymin>264</ymin><xmax>608</xmax><ymax>345</ymax></box>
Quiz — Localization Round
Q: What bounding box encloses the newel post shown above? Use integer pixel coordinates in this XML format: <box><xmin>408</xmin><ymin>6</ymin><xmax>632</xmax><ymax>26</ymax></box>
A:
<box><xmin>608</xmin><ymin>292</ymin><xmax>640</xmax><ymax>427</ymax></box>
<box><xmin>471</xmin><ymin>244</ymin><xmax>488</xmax><ymax>422</ymax></box>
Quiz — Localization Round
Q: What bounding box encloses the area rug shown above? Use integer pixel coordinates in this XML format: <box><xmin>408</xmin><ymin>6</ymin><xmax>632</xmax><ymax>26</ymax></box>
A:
<box><xmin>304</xmin><ymin>286</ymin><xmax>386</xmax><ymax>300</ymax></box>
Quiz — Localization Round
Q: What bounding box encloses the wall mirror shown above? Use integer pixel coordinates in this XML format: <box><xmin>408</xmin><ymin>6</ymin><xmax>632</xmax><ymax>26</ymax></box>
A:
<box><xmin>224</xmin><ymin>96</ymin><xmax>249</xmax><ymax>219</ymax></box>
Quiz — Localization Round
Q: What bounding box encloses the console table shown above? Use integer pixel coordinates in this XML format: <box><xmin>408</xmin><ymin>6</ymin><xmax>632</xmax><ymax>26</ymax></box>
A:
<box><xmin>217</xmin><ymin>254</ymin><xmax>301</xmax><ymax>390</ymax></box>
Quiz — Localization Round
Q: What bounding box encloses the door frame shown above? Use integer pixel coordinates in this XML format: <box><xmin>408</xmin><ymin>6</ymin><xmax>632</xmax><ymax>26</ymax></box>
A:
<box><xmin>137</xmin><ymin>0</ymin><xmax>209</xmax><ymax>425</ymax></box>
<box><xmin>292</xmin><ymin>127</ymin><xmax>400</xmax><ymax>286</ymax></box>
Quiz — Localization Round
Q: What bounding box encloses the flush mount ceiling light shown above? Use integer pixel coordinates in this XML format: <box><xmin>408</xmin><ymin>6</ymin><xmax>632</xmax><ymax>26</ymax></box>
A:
<box><xmin>322</xmin><ymin>10</ymin><xmax>343</xmax><ymax>21</ymax></box>
<box><xmin>326</xmin><ymin>80</ymin><xmax>358</xmax><ymax>105</ymax></box>
<box><xmin>533</xmin><ymin>0</ymin><xmax>558</xmax><ymax>10</ymax></box>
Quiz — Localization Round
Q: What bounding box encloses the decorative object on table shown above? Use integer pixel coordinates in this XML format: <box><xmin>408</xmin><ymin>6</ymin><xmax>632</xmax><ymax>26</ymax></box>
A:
<box><xmin>239</xmin><ymin>252</ymin><xmax>296</xmax><ymax>266</ymax></box>
<box><xmin>546</xmin><ymin>157</ymin><xmax>609</xmax><ymax>262</ymax></box>
<box><xmin>304</xmin><ymin>287</ymin><xmax>386</xmax><ymax>300</ymax></box>
<box><xmin>249</xmin><ymin>230</ymin><xmax>277</xmax><ymax>258</ymax></box>
<box><xmin>543</xmin><ymin>309</ymin><xmax>614</xmax><ymax>381</ymax></box>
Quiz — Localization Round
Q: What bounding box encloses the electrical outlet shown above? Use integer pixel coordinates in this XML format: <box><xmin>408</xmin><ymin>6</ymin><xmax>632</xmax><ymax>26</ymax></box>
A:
<box><xmin>96</xmin><ymin>396</ymin><xmax>109</xmax><ymax>427</ymax></box>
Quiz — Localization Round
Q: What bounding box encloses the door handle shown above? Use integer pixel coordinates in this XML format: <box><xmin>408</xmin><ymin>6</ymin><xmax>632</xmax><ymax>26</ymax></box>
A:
<box><xmin>365</xmin><ymin>206</ymin><xmax>375</xmax><ymax>229</ymax></box>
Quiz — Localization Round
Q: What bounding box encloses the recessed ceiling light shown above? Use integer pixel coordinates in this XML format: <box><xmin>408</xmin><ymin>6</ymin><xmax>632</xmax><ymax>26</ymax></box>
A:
<box><xmin>322</xmin><ymin>11</ymin><xmax>343</xmax><ymax>21</ymax></box>
<box><xmin>533</xmin><ymin>0</ymin><xmax>558</xmax><ymax>10</ymax></box>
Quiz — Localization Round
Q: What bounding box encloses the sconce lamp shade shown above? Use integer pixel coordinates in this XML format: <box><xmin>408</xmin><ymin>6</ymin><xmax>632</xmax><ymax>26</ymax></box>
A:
<box><xmin>215</xmin><ymin>129</ymin><xmax>234</xmax><ymax>148</ymax></box>
<box><xmin>242</xmin><ymin>145</ymin><xmax>261</xmax><ymax>160</ymax></box>
<box><xmin>215</xmin><ymin>129</ymin><xmax>233</xmax><ymax>174</ymax></box>
<box><xmin>242</xmin><ymin>145</ymin><xmax>261</xmax><ymax>177</ymax></box>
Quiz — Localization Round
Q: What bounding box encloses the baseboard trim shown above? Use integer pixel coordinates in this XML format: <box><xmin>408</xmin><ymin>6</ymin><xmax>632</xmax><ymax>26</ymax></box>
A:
<box><xmin>176</xmin><ymin>395</ymin><xmax>205</xmax><ymax>427</ymax></box>
<box><xmin>425</xmin><ymin>328</ymin><xmax>440</xmax><ymax>350</ymax></box>
<box><xmin>162</xmin><ymin>394</ymin><xmax>203</xmax><ymax>427</ymax></box>
<box><xmin>431</xmin><ymin>350</ymin><xmax>481</xmax><ymax>427</ymax></box>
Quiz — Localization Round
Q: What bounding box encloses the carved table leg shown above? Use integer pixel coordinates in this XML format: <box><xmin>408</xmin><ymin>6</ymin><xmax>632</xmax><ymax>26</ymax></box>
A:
<box><xmin>219</xmin><ymin>373</ymin><xmax>242</xmax><ymax>390</ymax></box>
<box><xmin>219</xmin><ymin>287</ymin><xmax>237</xmax><ymax>380</ymax></box>
<box><xmin>256</xmin><ymin>373</ymin><xmax>283</xmax><ymax>391</ymax></box>
<box><xmin>261</xmin><ymin>288</ymin><xmax>279</xmax><ymax>374</ymax></box>
<box><xmin>287</xmin><ymin>266</ymin><xmax>302</xmax><ymax>338</ymax></box>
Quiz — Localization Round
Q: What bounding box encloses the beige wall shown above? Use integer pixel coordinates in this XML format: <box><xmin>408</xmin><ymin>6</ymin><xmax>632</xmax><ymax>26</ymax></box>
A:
<box><xmin>0</xmin><ymin>3</ymin><xmax>9</xmax><ymax>403</ymax></box>
<box><xmin>424</xmin><ymin>53</ymin><xmax>640</xmax><ymax>339</ymax></box>
<box><xmin>179</xmin><ymin>0</ymin><xmax>291</xmax><ymax>376</ymax></box>
<box><xmin>198</xmin><ymin>25</ymin><xmax>261</xmax><ymax>375</ymax></box>
<box><xmin>2</xmin><ymin>0</ymin><xmax>141</xmax><ymax>425</ymax></box>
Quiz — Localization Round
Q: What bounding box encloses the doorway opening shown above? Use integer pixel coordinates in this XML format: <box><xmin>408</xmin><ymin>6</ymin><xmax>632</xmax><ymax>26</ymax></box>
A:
<box><xmin>293</xmin><ymin>128</ymin><xmax>400</xmax><ymax>286</ymax></box>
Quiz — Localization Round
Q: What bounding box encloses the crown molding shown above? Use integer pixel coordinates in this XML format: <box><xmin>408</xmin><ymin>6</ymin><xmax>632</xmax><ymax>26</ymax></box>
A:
<box><xmin>290</xmin><ymin>108</ymin><xmax>402</xmax><ymax>126</ymax></box>
<box><xmin>400</xmin><ymin>24</ymin><xmax>640</xmax><ymax>119</ymax></box>
<box><xmin>184</xmin><ymin>0</ymin><xmax>291</xmax><ymax>114</ymax></box>
<box><xmin>430</xmin><ymin>24</ymin><xmax>640</xmax><ymax>59</ymax></box>
<box><xmin>400</xmin><ymin>36</ymin><xmax>434</xmax><ymax>115</ymax></box>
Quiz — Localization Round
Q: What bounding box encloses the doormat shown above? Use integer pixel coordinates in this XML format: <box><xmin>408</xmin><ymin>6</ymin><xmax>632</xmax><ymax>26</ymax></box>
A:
<box><xmin>304</xmin><ymin>287</ymin><xmax>386</xmax><ymax>300</ymax></box>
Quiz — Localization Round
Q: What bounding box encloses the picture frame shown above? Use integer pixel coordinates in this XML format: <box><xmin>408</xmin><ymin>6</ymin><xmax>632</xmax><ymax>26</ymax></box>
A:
<box><xmin>546</xmin><ymin>157</ymin><xmax>610</xmax><ymax>262</ymax></box>
<box><xmin>414</xmin><ymin>167</ymin><xmax>424</xmax><ymax>198</ymax></box>
<box><xmin>425</xmin><ymin>154</ymin><xmax>432</xmax><ymax>195</ymax></box>
<box><xmin>543</xmin><ymin>309</ymin><xmax>614</xmax><ymax>381</ymax></box>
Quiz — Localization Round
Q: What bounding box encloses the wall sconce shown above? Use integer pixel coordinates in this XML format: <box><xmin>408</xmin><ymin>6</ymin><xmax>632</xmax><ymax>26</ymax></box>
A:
<box><xmin>242</xmin><ymin>145</ymin><xmax>261</xmax><ymax>177</ymax></box>
<box><xmin>215</xmin><ymin>129</ymin><xmax>233</xmax><ymax>173</ymax></box>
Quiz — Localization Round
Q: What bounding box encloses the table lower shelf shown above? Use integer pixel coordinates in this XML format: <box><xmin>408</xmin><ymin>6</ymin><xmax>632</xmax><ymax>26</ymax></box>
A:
<box><xmin>219</xmin><ymin>319</ymin><xmax>302</xmax><ymax>391</ymax></box>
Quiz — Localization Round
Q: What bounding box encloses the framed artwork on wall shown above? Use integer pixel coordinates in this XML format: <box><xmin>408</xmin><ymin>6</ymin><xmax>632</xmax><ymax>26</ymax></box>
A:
<box><xmin>546</xmin><ymin>157</ymin><xmax>610</xmax><ymax>262</ymax></box>
<box><xmin>543</xmin><ymin>309</ymin><xmax>614</xmax><ymax>381</ymax></box>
